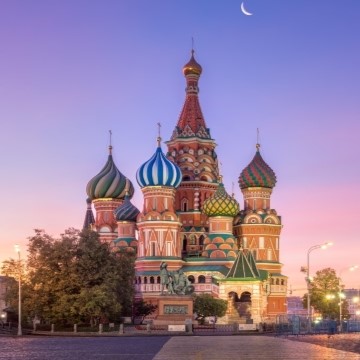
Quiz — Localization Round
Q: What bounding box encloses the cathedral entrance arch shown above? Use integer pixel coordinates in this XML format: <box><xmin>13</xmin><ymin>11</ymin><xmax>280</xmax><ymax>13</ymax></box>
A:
<box><xmin>228</xmin><ymin>291</ymin><xmax>252</xmax><ymax>320</ymax></box>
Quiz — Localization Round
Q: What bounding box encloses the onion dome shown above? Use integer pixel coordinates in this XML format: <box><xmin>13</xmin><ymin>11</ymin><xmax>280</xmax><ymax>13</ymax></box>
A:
<box><xmin>114</xmin><ymin>195</ymin><xmax>140</xmax><ymax>222</ymax></box>
<box><xmin>136</xmin><ymin>138</ymin><xmax>182</xmax><ymax>188</ymax></box>
<box><xmin>86</xmin><ymin>146</ymin><xmax>134</xmax><ymax>200</ymax></box>
<box><xmin>239</xmin><ymin>144</ymin><xmax>277</xmax><ymax>189</ymax></box>
<box><xmin>183</xmin><ymin>50</ymin><xmax>202</xmax><ymax>76</ymax></box>
<box><xmin>203</xmin><ymin>181</ymin><xmax>240</xmax><ymax>217</ymax></box>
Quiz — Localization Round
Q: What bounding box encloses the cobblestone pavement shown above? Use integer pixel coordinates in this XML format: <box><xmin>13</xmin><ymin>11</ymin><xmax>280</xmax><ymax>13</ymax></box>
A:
<box><xmin>0</xmin><ymin>336</ymin><xmax>169</xmax><ymax>360</ymax></box>
<box><xmin>286</xmin><ymin>333</ymin><xmax>360</xmax><ymax>354</ymax></box>
<box><xmin>153</xmin><ymin>335</ymin><xmax>360</xmax><ymax>360</ymax></box>
<box><xmin>1</xmin><ymin>334</ymin><xmax>360</xmax><ymax>360</ymax></box>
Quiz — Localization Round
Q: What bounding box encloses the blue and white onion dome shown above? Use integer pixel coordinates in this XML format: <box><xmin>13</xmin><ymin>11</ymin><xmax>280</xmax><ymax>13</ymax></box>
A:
<box><xmin>114</xmin><ymin>194</ymin><xmax>140</xmax><ymax>222</ymax></box>
<box><xmin>136</xmin><ymin>139</ymin><xmax>182</xmax><ymax>188</ymax></box>
<box><xmin>86</xmin><ymin>146</ymin><xmax>134</xmax><ymax>200</ymax></box>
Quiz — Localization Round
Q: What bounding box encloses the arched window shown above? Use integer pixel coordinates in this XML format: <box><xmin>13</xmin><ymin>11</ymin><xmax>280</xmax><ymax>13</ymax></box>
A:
<box><xmin>150</xmin><ymin>276</ymin><xmax>155</xmax><ymax>284</ymax></box>
<box><xmin>281</xmin><ymin>279</ymin><xmax>284</xmax><ymax>285</ymax></box>
<box><xmin>182</xmin><ymin>175</ymin><xmax>191</xmax><ymax>182</ymax></box>
<box><xmin>199</xmin><ymin>235</ymin><xmax>205</xmax><ymax>248</ymax></box>
<box><xmin>157</xmin><ymin>276</ymin><xmax>161</xmax><ymax>284</ymax></box>
<box><xmin>198</xmin><ymin>275</ymin><xmax>206</xmax><ymax>283</ymax></box>
<box><xmin>188</xmin><ymin>275</ymin><xmax>195</xmax><ymax>284</ymax></box>
<box><xmin>138</xmin><ymin>277</ymin><xmax>142</xmax><ymax>284</ymax></box>
<box><xmin>276</xmin><ymin>278</ymin><xmax>279</xmax><ymax>285</ymax></box>
<box><xmin>181</xmin><ymin>198</ymin><xmax>189</xmax><ymax>212</ymax></box>
<box><xmin>144</xmin><ymin>277</ymin><xmax>148</xmax><ymax>284</ymax></box>
<box><xmin>270</xmin><ymin>278</ymin><xmax>274</xmax><ymax>285</ymax></box>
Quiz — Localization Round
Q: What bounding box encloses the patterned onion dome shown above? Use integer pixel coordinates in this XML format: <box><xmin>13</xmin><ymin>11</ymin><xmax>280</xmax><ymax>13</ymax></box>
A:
<box><xmin>114</xmin><ymin>195</ymin><xmax>140</xmax><ymax>222</ymax></box>
<box><xmin>183</xmin><ymin>50</ymin><xmax>202</xmax><ymax>76</ymax></box>
<box><xmin>136</xmin><ymin>143</ymin><xmax>182</xmax><ymax>188</ymax></box>
<box><xmin>239</xmin><ymin>145</ymin><xmax>277</xmax><ymax>189</ymax></box>
<box><xmin>86</xmin><ymin>147</ymin><xmax>134</xmax><ymax>200</ymax></box>
<box><xmin>203</xmin><ymin>182</ymin><xmax>240</xmax><ymax>217</ymax></box>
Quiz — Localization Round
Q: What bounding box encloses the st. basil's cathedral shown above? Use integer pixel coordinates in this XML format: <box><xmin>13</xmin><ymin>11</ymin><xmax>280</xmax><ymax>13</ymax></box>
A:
<box><xmin>84</xmin><ymin>51</ymin><xmax>287</xmax><ymax>324</ymax></box>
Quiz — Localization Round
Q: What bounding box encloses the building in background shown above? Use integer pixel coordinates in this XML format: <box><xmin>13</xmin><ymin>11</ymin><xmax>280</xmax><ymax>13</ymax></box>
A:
<box><xmin>0</xmin><ymin>276</ymin><xmax>10</xmax><ymax>322</ymax></box>
<box><xmin>84</xmin><ymin>51</ymin><xmax>287</xmax><ymax>324</ymax></box>
<box><xmin>344</xmin><ymin>288</ymin><xmax>360</xmax><ymax>320</ymax></box>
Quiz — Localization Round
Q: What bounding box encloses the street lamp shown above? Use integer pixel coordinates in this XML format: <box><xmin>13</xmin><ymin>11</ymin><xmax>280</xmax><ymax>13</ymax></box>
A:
<box><xmin>306</xmin><ymin>242</ymin><xmax>333</xmax><ymax>326</ymax></box>
<box><xmin>338</xmin><ymin>265</ymin><xmax>358</xmax><ymax>332</ymax></box>
<box><xmin>14</xmin><ymin>244</ymin><xmax>22</xmax><ymax>336</ymax></box>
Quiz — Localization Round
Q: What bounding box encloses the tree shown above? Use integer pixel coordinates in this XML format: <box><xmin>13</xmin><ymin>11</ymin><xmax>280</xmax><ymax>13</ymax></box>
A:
<box><xmin>1</xmin><ymin>257</ymin><xmax>27</xmax><ymax>321</ymax></box>
<box><xmin>133</xmin><ymin>300</ymin><xmax>157</xmax><ymax>324</ymax></box>
<box><xmin>303</xmin><ymin>267</ymin><xmax>349</xmax><ymax>320</ymax></box>
<box><xmin>15</xmin><ymin>228</ymin><xmax>135</xmax><ymax>326</ymax></box>
<box><xmin>193</xmin><ymin>294</ymin><xmax>228</xmax><ymax>324</ymax></box>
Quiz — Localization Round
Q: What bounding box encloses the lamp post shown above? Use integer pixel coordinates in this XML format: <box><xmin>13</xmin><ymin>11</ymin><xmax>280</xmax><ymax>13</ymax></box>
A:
<box><xmin>306</xmin><ymin>242</ymin><xmax>333</xmax><ymax>328</ymax></box>
<box><xmin>338</xmin><ymin>265</ymin><xmax>358</xmax><ymax>332</ymax></box>
<box><xmin>14</xmin><ymin>244</ymin><xmax>22</xmax><ymax>336</ymax></box>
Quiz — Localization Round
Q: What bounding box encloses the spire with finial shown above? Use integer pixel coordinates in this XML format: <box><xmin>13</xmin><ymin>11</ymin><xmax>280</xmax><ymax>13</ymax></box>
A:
<box><xmin>109</xmin><ymin>130</ymin><xmax>113</xmax><ymax>154</ymax></box>
<box><xmin>157</xmin><ymin>122</ymin><xmax>162</xmax><ymax>147</ymax></box>
<box><xmin>256</xmin><ymin>128</ymin><xmax>260</xmax><ymax>152</ymax></box>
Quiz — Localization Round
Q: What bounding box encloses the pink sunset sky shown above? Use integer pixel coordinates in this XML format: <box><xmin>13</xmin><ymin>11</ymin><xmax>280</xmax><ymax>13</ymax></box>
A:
<box><xmin>1</xmin><ymin>0</ymin><xmax>359</xmax><ymax>295</ymax></box>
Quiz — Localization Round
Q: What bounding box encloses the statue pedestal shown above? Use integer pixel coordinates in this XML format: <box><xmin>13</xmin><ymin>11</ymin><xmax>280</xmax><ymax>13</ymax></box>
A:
<box><xmin>154</xmin><ymin>295</ymin><xmax>193</xmax><ymax>325</ymax></box>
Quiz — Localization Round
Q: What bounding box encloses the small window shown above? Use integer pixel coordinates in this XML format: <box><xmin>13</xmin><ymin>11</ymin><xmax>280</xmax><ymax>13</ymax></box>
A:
<box><xmin>188</xmin><ymin>275</ymin><xmax>195</xmax><ymax>284</ymax></box>
<box><xmin>198</xmin><ymin>275</ymin><xmax>206</xmax><ymax>283</ymax></box>
<box><xmin>150</xmin><ymin>276</ymin><xmax>155</xmax><ymax>284</ymax></box>
<box><xmin>181</xmin><ymin>198</ymin><xmax>189</xmax><ymax>212</ymax></box>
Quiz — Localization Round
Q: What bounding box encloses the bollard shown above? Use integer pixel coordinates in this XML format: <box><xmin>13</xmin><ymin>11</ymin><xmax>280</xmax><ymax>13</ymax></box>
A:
<box><xmin>186</xmin><ymin>323</ymin><xmax>193</xmax><ymax>334</ymax></box>
<box><xmin>119</xmin><ymin>323</ymin><xmax>124</xmax><ymax>335</ymax></box>
<box><xmin>146</xmin><ymin>323</ymin><xmax>151</xmax><ymax>333</ymax></box>
<box><xmin>74</xmin><ymin>324</ymin><xmax>77</xmax><ymax>333</ymax></box>
<box><xmin>33</xmin><ymin>323</ymin><xmax>37</xmax><ymax>332</ymax></box>
<box><xmin>99</xmin><ymin>323</ymin><xmax>103</xmax><ymax>334</ymax></box>
<box><xmin>51</xmin><ymin>324</ymin><xmax>55</xmax><ymax>333</ymax></box>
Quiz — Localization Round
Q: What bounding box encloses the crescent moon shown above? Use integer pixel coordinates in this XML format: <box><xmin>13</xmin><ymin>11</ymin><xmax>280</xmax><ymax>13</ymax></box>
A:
<box><xmin>241</xmin><ymin>2</ymin><xmax>253</xmax><ymax>16</ymax></box>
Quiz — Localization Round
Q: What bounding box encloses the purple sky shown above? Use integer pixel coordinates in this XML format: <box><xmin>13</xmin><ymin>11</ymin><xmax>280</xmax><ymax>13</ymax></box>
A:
<box><xmin>1</xmin><ymin>0</ymin><xmax>359</xmax><ymax>295</ymax></box>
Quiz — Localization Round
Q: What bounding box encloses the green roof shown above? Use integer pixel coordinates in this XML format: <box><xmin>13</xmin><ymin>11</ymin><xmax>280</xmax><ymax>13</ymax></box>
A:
<box><xmin>226</xmin><ymin>249</ymin><xmax>260</xmax><ymax>279</ymax></box>
<box><xmin>181</xmin><ymin>265</ymin><xmax>230</xmax><ymax>276</ymax></box>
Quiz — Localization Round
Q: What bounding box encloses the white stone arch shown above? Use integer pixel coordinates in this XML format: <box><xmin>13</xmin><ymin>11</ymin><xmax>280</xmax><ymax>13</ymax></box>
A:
<box><xmin>243</xmin><ymin>213</ymin><xmax>262</xmax><ymax>224</ymax></box>
<box><xmin>263</xmin><ymin>214</ymin><xmax>280</xmax><ymax>225</ymax></box>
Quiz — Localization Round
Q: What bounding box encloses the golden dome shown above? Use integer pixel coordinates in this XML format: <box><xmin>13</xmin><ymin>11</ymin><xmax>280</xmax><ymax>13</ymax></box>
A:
<box><xmin>183</xmin><ymin>50</ymin><xmax>202</xmax><ymax>76</ymax></box>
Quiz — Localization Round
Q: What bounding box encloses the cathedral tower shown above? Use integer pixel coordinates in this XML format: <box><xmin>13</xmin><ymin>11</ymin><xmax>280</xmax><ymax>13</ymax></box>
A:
<box><xmin>166</xmin><ymin>51</ymin><xmax>219</xmax><ymax>256</ymax></box>
<box><xmin>135</xmin><ymin>134</ymin><xmax>183</xmax><ymax>285</ymax></box>
<box><xmin>234</xmin><ymin>143</ymin><xmax>287</xmax><ymax>317</ymax></box>
<box><xmin>86</xmin><ymin>143</ymin><xmax>134</xmax><ymax>243</ymax></box>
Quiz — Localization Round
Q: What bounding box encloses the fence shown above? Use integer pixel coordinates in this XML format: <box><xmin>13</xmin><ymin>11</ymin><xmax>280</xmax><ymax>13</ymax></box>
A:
<box><xmin>275</xmin><ymin>315</ymin><xmax>360</xmax><ymax>336</ymax></box>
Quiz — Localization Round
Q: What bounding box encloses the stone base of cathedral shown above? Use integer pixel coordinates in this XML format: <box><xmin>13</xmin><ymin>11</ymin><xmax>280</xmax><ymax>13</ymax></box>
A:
<box><xmin>153</xmin><ymin>295</ymin><xmax>193</xmax><ymax>325</ymax></box>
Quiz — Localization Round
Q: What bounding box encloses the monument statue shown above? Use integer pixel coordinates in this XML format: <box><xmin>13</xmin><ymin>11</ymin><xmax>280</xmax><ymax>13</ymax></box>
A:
<box><xmin>160</xmin><ymin>262</ymin><xmax>194</xmax><ymax>295</ymax></box>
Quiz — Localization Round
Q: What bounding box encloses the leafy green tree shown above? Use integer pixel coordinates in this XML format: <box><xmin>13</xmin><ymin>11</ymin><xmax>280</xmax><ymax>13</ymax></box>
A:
<box><xmin>303</xmin><ymin>267</ymin><xmax>349</xmax><ymax>319</ymax></box>
<box><xmin>133</xmin><ymin>300</ymin><xmax>157</xmax><ymax>324</ymax></box>
<box><xmin>14</xmin><ymin>228</ymin><xmax>135</xmax><ymax>326</ymax></box>
<box><xmin>194</xmin><ymin>294</ymin><xmax>228</xmax><ymax>324</ymax></box>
